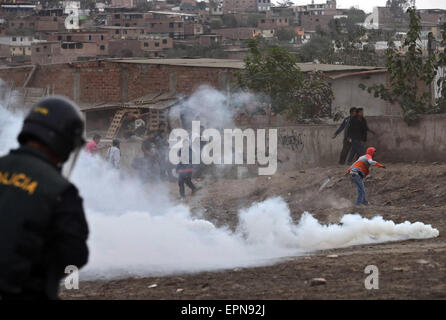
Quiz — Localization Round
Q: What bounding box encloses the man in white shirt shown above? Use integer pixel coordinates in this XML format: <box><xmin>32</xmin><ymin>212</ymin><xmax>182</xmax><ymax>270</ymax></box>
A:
<box><xmin>107</xmin><ymin>139</ymin><xmax>121</xmax><ymax>169</ymax></box>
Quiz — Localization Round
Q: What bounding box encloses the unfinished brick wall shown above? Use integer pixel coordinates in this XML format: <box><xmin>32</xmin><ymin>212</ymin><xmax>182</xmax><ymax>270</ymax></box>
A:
<box><xmin>119</xmin><ymin>63</ymin><xmax>233</xmax><ymax>101</ymax></box>
<box><xmin>27</xmin><ymin>63</ymin><xmax>76</xmax><ymax>98</ymax></box>
<box><xmin>78</xmin><ymin>62</ymin><xmax>122</xmax><ymax>102</ymax></box>
<box><xmin>0</xmin><ymin>61</ymin><xmax>236</xmax><ymax>103</ymax></box>
<box><xmin>0</xmin><ymin>65</ymin><xmax>33</xmax><ymax>87</ymax></box>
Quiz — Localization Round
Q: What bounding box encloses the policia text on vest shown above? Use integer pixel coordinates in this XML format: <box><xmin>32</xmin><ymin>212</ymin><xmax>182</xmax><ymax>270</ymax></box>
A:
<box><xmin>0</xmin><ymin>171</ymin><xmax>38</xmax><ymax>195</ymax></box>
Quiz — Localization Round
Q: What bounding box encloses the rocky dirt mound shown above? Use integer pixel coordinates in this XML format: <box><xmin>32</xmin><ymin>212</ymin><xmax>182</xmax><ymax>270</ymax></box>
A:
<box><xmin>61</xmin><ymin>162</ymin><xmax>446</xmax><ymax>299</ymax></box>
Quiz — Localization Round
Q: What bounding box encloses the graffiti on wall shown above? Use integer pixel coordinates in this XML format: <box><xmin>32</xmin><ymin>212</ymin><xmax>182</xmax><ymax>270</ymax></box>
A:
<box><xmin>278</xmin><ymin>130</ymin><xmax>304</xmax><ymax>152</ymax></box>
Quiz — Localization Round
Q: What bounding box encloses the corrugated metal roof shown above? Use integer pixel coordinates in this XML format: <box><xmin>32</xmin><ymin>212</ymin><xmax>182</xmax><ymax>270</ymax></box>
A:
<box><xmin>328</xmin><ymin>69</ymin><xmax>388</xmax><ymax>80</ymax></box>
<box><xmin>107</xmin><ymin>58</ymin><xmax>385</xmax><ymax>73</ymax></box>
<box><xmin>80</xmin><ymin>91</ymin><xmax>182</xmax><ymax>111</ymax></box>
<box><xmin>107</xmin><ymin>58</ymin><xmax>245</xmax><ymax>69</ymax></box>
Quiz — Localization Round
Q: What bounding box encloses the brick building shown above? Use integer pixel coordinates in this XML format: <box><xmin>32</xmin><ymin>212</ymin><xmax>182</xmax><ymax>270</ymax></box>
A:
<box><xmin>110</xmin><ymin>0</ymin><xmax>135</xmax><ymax>8</ymax></box>
<box><xmin>213</xmin><ymin>27</ymin><xmax>256</xmax><ymax>40</ymax></box>
<box><xmin>0</xmin><ymin>35</ymin><xmax>43</xmax><ymax>64</ymax></box>
<box><xmin>108</xmin><ymin>36</ymin><xmax>172</xmax><ymax>58</ymax></box>
<box><xmin>419</xmin><ymin>9</ymin><xmax>446</xmax><ymax>34</ymax></box>
<box><xmin>222</xmin><ymin>0</ymin><xmax>257</xmax><ymax>14</ymax></box>
<box><xmin>184</xmin><ymin>22</ymin><xmax>203</xmax><ymax>36</ymax></box>
<box><xmin>4</xmin><ymin>16</ymin><xmax>65</xmax><ymax>34</ymax></box>
<box><xmin>293</xmin><ymin>0</ymin><xmax>338</xmax><ymax>30</ymax></box>
<box><xmin>198</xmin><ymin>34</ymin><xmax>223</xmax><ymax>46</ymax></box>
<box><xmin>100</xmin><ymin>26</ymin><xmax>146</xmax><ymax>39</ymax></box>
<box><xmin>257</xmin><ymin>0</ymin><xmax>272</xmax><ymax>12</ymax></box>
<box><xmin>0</xmin><ymin>2</ymin><xmax>36</xmax><ymax>15</ymax></box>
<box><xmin>45</xmin><ymin>31</ymin><xmax>109</xmax><ymax>44</ymax></box>
<box><xmin>0</xmin><ymin>59</ymin><xmax>398</xmax><ymax>126</ymax></box>
<box><xmin>300</xmin><ymin>13</ymin><xmax>335</xmax><ymax>32</ymax></box>
<box><xmin>0</xmin><ymin>59</ymin><xmax>240</xmax><ymax>105</ymax></box>
<box><xmin>211</xmin><ymin>0</ymin><xmax>224</xmax><ymax>15</ymax></box>
<box><xmin>107</xmin><ymin>12</ymin><xmax>149</xmax><ymax>27</ymax></box>
<box><xmin>140</xmin><ymin>36</ymin><xmax>172</xmax><ymax>56</ymax></box>
<box><xmin>147</xmin><ymin>17</ymin><xmax>185</xmax><ymax>38</ymax></box>
<box><xmin>31</xmin><ymin>41</ymin><xmax>106</xmax><ymax>65</ymax></box>
<box><xmin>108</xmin><ymin>39</ymin><xmax>142</xmax><ymax>57</ymax></box>
<box><xmin>258</xmin><ymin>15</ymin><xmax>289</xmax><ymax>29</ymax></box>
<box><xmin>106</xmin><ymin>11</ymin><xmax>201</xmax><ymax>39</ymax></box>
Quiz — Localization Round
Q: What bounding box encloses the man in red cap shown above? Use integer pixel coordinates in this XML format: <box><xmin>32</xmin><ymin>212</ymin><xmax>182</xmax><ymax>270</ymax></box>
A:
<box><xmin>346</xmin><ymin>147</ymin><xmax>386</xmax><ymax>206</ymax></box>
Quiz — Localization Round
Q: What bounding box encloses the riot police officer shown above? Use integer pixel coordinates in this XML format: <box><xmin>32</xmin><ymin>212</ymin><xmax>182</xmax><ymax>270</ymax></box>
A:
<box><xmin>0</xmin><ymin>96</ymin><xmax>89</xmax><ymax>300</ymax></box>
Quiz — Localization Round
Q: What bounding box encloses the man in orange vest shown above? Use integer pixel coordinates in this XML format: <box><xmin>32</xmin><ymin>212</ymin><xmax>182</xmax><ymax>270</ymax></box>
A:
<box><xmin>346</xmin><ymin>147</ymin><xmax>386</xmax><ymax>205</ymax></box>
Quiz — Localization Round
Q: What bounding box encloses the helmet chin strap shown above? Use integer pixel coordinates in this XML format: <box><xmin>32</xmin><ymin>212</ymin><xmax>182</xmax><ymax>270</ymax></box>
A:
<box><xmin>62</xmin><ymin>147</ymin><xmax>81</xmax><ymax>179</ymax></box>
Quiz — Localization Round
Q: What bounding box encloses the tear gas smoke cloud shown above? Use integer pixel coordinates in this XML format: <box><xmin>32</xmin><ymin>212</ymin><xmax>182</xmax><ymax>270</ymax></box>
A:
<box><xmin>176</xmin><ymin>85</ymin><xmax>258</xmax><ymax>130</ymax></box>
<box><xmin>0</xmin><ymin>91</ymin><xmax>439</xmax><ymax>280</ymax></box>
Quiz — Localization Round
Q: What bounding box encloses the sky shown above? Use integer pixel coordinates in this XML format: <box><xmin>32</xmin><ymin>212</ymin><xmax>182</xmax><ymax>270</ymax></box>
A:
<box><xmin>290</xmin><ymin>0</ymin><xmax>446</xmax><ymax>14</ymax></box>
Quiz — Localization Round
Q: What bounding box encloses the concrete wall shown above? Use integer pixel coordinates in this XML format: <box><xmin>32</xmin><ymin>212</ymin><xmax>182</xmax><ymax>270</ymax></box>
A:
<box><xmin>95</xmin><ymin>114</ymin><xmax>446</xmax><ymax>175</ymax></box>
<box><xmin>367</xmin><ymin>115</ymin><xmax>446</xmax><ymax>162</ymax></box>
<box><xmin>277</xmin><ymin>125</ymin><xmax>340</xmax><ymax>171</ymax></box>
<box><xmin>98</xmin><ymin>125</ymin><xmax>341</xmax><ymax>173</ymax></box>
<box><xmin>277</xmin><ymin>115</ymin><xmax>446</xmax><ymax>170</ymax></box>
<box><xmin>277</xmin><ymin>114</ymin><xmax>446</xmax><ymax>170</ymax></box>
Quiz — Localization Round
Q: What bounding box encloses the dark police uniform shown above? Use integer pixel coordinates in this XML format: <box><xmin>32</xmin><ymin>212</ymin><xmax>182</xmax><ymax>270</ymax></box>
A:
<box><xmin>0</xmin><ymin>145</ymin><xmax>88</xmax><ymax>300</ymax></box>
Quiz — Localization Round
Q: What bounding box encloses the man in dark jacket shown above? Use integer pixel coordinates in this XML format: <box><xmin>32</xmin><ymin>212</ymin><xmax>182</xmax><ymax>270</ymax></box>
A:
<box><xmin>154</xmin><ymin>123</ymin><xmax>174</xmax><ymax>181</ymax></box>
<box><xmin>0</xmin><ymin>96</ymin><xmax>89</xmax><ymax>300</ymax></box>
<box><xmin>332</xmin><ymin>107</ymin><xmax>356</xmax><ymax>165</ymax></box>
<box><xmin>132</xmin><ymin>131</ymin><xmax>161</xmax><ymax>182</ymax></box>
<box><xmin>346</xmin><ymin>107</ymin><xmax>376</xmax><ymax>164</ymax></box>
<box><xmin>176</xmin><ymin>143</ymin><xmax>200</xmax><ymax>200</ymax></box>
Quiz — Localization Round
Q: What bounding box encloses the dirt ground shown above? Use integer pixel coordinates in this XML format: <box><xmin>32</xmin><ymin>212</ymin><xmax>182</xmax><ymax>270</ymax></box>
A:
<box><xmin>61</xmin><ymin>162</ymin><xmax>446</xmax><ymax>299</ymax></box>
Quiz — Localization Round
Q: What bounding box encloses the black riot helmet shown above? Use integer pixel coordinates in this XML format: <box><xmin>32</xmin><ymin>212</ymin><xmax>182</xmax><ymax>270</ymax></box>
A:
<box><xmin>18</xmin><ymin>96</ymin><xmax>86</xmax><ymax>163</ymax></box>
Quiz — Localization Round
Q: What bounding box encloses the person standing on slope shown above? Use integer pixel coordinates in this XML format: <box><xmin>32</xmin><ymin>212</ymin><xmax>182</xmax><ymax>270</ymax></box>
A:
<box><xmin>346</xmin><ymin>147</ymin><xmax>386</xmax><ymax>206</ymax></box>
<box><xmin>107</xmin><ymin>139</ymin><xmax>121</xmax><ymax>169</ymax></box>
<box><xmin>332</xmin><ymin>107</ymin><xmax>356</xmax><ymax>165</ymax></box>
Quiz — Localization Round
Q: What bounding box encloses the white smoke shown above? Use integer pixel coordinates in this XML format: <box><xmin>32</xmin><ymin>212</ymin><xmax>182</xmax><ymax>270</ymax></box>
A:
<box><xmin>0</xmin><ymin>103</ymin><xmax>21</xmax><ymax>155</ymax></box>
<box><xmin>173</xmin><ymin>85</ymin><xmax>257</xmax><ymax>130</ymax></box>
<box><xmin>0</xmin><ymin>92</ymin><xmax>440</xmax><ymax>280</ymax></box>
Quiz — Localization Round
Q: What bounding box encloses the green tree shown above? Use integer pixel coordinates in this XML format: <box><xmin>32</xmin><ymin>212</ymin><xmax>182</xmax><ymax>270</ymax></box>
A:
<box><xmin>236</xmin><ymin>40</ymin><xmax>333</xmax><ymax>119</ymax></box>
<box><xmin>276</xmin><ymin>28</ymin><xmax>296</xmax><ymax>42</ymax></box>
<box><xmin>221</xmin><ymin>15</ymin><xmax>239</xmax><ymax>28</ymax></box>
<box><xmin>209</xmin><ymin>19</ymin><xmax>222</xmax><ymax>30</ymax></box>
<box><xmin>360</xmin><ymin>7</ymin><xmax>444</xmax><ymax>124</ymax></box>
<box><xmin>197</xmin><ymin>1</ymin><xmax>207</xmax><ymax>10</ymax></box>
<box><xmin>341</xmin><ymin>7</ymin><xmax>366</xmax><ymax>24</ymax></box>
<box><xmin>296</xmin><ymin>18</ymin><xmax>381</xmax><ymax>66</ymax></box>
<box><xmin>136</xmin><ymin>1</ymin><xmax>155</xmax><ymax>12</ymax></box>
<box><xmin>247</xmin><ymin>14</ymin><xmax>264</xmax><ymax>28</ymax></box>
<box><xmin>297</xmin><ymin>30</ymin><xmax>334</xmax><ymax>63</ymax></box>
<box><xmin>386</xmin><ymin>0</ymin><xmax>412</xmax><ymax>30</ymax></box>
